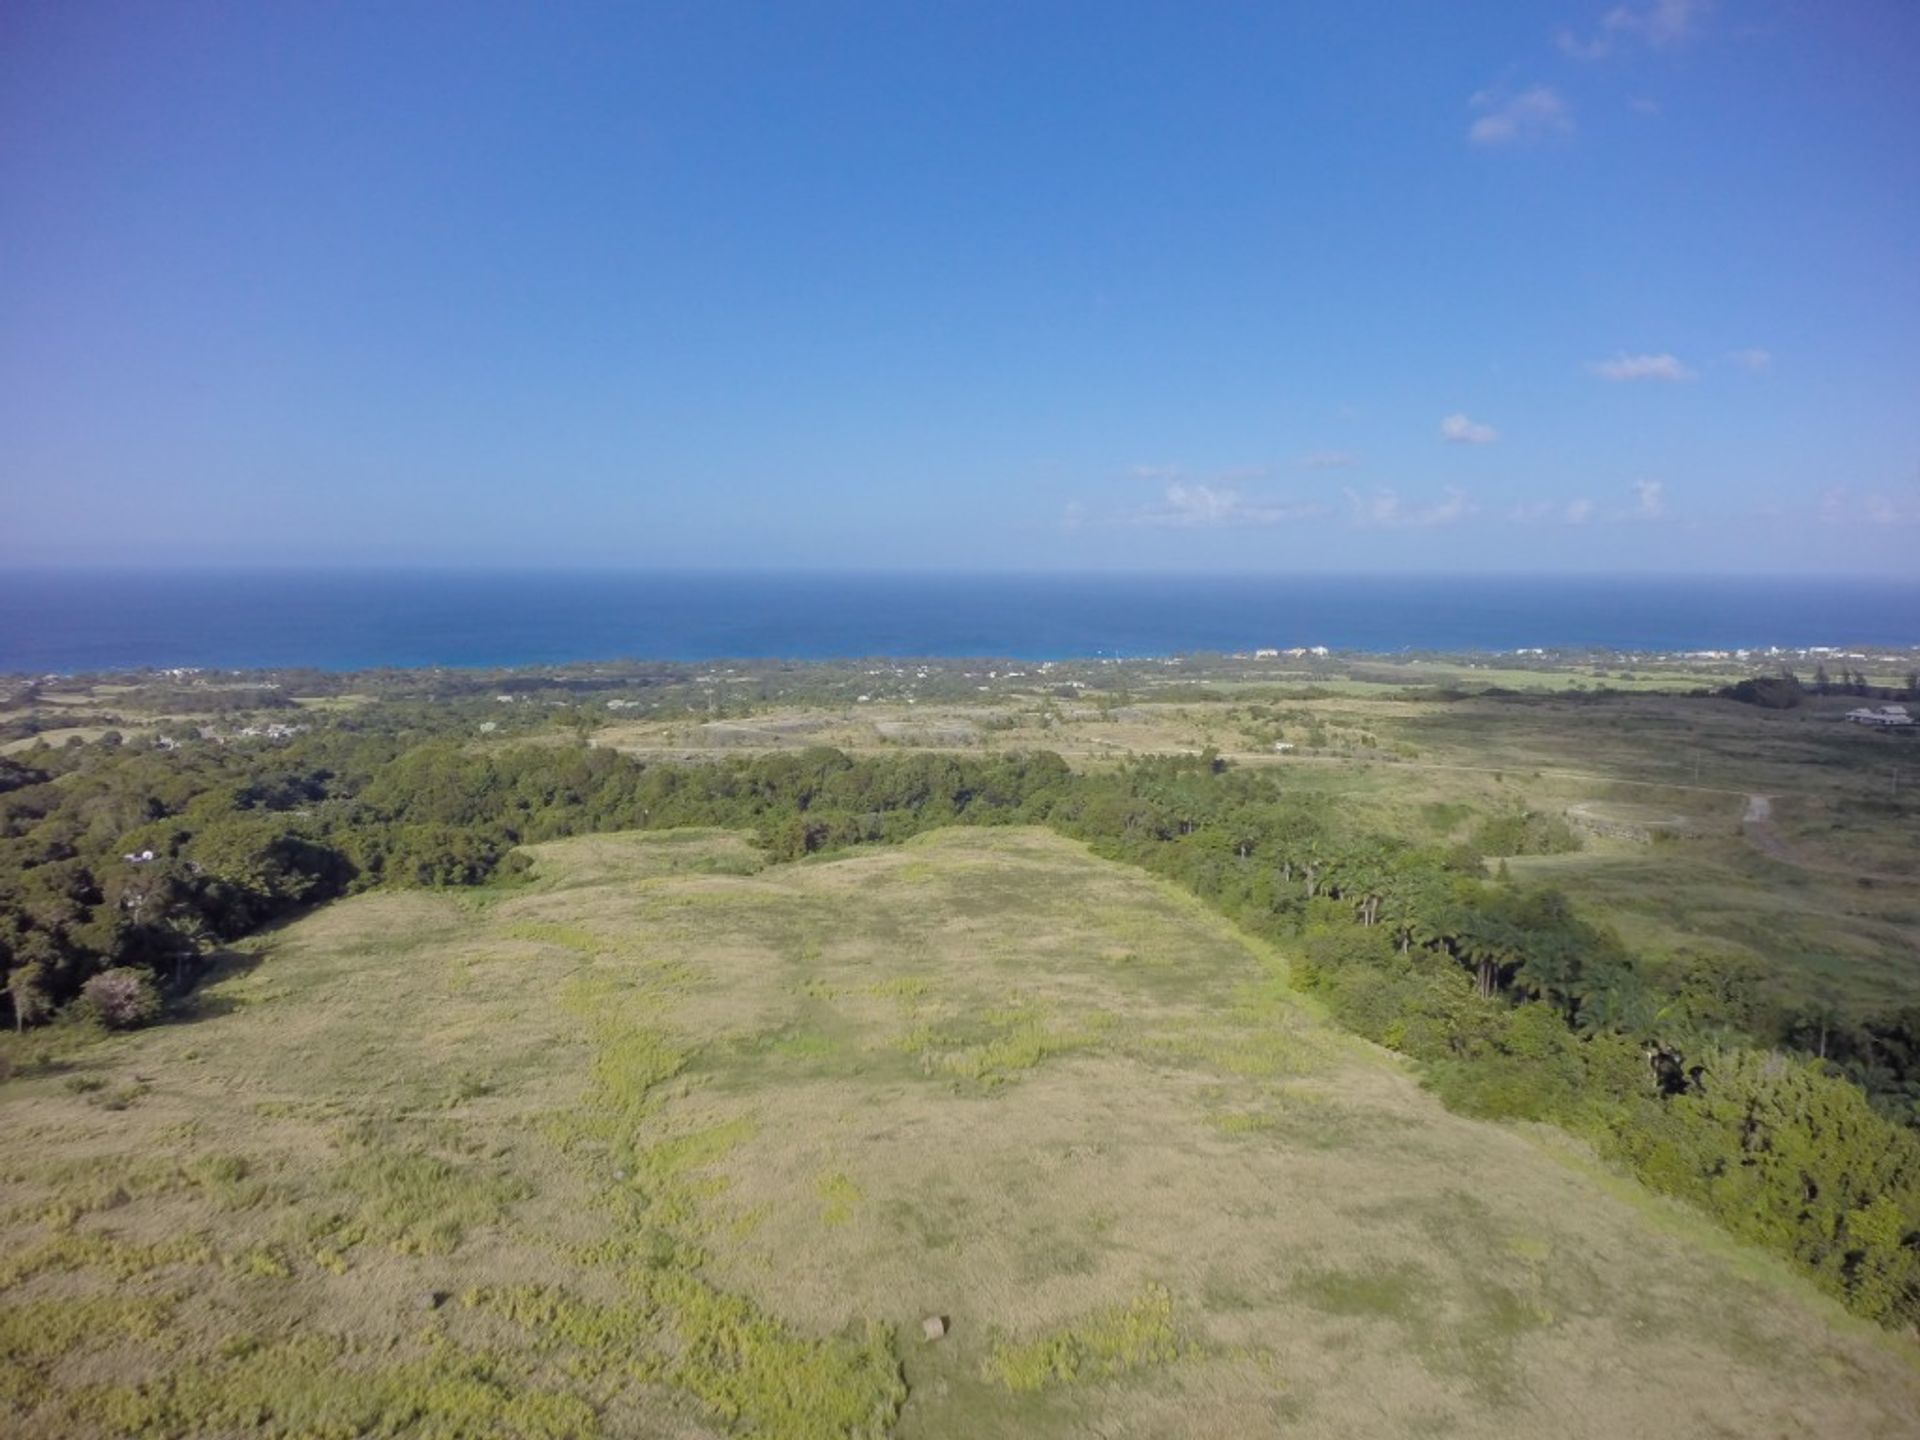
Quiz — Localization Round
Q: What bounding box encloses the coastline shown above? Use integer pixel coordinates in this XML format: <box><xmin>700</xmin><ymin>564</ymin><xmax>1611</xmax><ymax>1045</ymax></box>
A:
<box><xmin>2</xmin><ymin>571</ymin><xmax>1917</xmax><ymax>675</ymax></box>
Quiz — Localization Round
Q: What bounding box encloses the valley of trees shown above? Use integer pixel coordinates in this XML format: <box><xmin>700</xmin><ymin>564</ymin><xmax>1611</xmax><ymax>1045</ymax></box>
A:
<box><xmin>2</xmin><ymin>720</ymin><xmax>1917</xmax><ymax>1329</ymax></box>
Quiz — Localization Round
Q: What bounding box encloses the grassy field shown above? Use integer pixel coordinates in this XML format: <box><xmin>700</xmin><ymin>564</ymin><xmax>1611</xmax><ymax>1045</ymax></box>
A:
<box><xmin>1340</xmin><ymin>692</ymin><xmax>1920</xmax><ymax>1012</ymax></box>
<box><xmin>599</xmin><ymin>685</ymin><xmax>1920</xmax><ymax>1015</ymax></box>
<box><xmin>14</xmin><ymin>652</ymin><xmax>1915</xmax><ymax>1018</ymax></box>
<box><xmin>4</xmin><ymin>826</ymin><xmax>1916</xmax><ymax>1438</ymax></box>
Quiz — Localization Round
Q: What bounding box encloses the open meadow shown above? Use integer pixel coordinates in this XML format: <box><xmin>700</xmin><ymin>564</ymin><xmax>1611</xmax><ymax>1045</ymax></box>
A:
<box><xmin>596</xmin><ymin>680</ymin><xmax>1919</xmax><ymax>1017</ymax></box>
<box><xmin>4</xmin><ymin>826</ymin><xmax>1916</xmax><ymax>1438</ymax></box>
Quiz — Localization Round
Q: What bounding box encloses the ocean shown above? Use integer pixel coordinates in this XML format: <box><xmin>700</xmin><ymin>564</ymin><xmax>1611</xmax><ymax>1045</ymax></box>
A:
<box><xmin>1</xmin><ymin>571</ymin><xmax>1916</xmax><ymax>673</ymax></box>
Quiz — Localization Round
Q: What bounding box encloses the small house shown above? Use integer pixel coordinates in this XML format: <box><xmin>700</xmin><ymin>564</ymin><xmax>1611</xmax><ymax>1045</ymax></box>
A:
<box><xmin>1845</xmin><ymin>704</ymin><xmax>1914</xmax><ymax>728</ymax></box>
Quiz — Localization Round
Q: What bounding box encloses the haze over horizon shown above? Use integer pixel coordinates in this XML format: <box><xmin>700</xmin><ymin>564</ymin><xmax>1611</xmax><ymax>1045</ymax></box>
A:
<box><xmin>4</xmin><ymin>1</ymin><xmax>1917</xmax><ymax>576</ymax></box>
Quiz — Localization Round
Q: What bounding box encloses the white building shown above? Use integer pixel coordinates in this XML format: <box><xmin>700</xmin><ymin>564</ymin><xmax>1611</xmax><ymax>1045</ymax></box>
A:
<box><xmin>1846</xmin><ymin>705</ymin><xmax>1914</xmax><ymax>728</ymax></box>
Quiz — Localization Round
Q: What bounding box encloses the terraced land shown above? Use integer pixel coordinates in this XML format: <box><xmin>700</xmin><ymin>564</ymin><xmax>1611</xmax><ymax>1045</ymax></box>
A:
<box><xmin>3</xmin><ymin>827</ymin><xmax>1916</xmax><ymax>1438</ymax></box>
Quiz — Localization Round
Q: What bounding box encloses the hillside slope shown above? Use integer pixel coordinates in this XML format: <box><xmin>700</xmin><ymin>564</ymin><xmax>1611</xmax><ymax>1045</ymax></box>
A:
<box><xmin>2</xmin><ymin>827</ymin><xmax>1914</xmax><ymax>1437</ymax></box>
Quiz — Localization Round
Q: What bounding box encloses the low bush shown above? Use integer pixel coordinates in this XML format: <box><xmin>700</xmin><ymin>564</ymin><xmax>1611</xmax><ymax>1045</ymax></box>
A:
<box><xmin>79</xmin><ymin>969</ymin><xmax>163</xmax><ymax>1030</ymax></box>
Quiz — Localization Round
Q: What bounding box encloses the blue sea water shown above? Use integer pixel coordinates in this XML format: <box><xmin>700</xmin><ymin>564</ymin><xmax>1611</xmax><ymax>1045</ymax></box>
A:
<box><xmin>0</xmin><ymin>571</ymin><xmax>1916</xmax><ymax>673</ymax></box>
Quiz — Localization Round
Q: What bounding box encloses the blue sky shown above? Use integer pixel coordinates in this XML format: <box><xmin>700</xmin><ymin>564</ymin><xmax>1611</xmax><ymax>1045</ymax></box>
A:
<box><xmin>2</xmin><ymin>1</ymin><xmax>1916</xmax><ymax>574</ymax></box>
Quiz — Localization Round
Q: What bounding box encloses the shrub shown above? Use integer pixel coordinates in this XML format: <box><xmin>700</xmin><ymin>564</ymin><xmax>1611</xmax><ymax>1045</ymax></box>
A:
<box><xmin>1470</xmin><ymin>808</ymin><xmax>1580</xmax><ymax>857</ymax></box>
<box><xmin>80</xmin><ymin>968</ymin><xmax>163</xmax><ymax>1030</ymax></box>
<box><xmin>1720</xmin><ymin>673</ymin><xmax>1804</xmax><ymax>709</ymax></box>
<box><xmin>1597</xmin><ymin>1048</ymin><xmax>1920</xmax><ymax>1323</ymax></box>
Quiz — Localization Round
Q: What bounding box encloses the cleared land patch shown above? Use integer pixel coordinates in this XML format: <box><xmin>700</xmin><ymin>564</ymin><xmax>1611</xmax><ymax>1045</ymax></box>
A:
<box><xmin>3</xmin><ymin>828</ymin><xmax>1916</xmax><ymax>1438</ymax></box>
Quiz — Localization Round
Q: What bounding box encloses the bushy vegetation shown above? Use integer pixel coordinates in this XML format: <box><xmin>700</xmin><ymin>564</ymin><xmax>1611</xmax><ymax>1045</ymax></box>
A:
<box><xmin>76</xmin><ymin>968</ymin><xmax>162</xmax><ymax>1029</ymax></box>
<box><xmin>4</xmin><ymin>714</ymin><xmax>1918</xmax><ymax>1331</ymax></box>
<box><xmin>1468</xmin><ymin>806</ymin><xmax>1581</xmax><ymax>858</ymax></box>
<box><xmin>1719</xmin><ymin>672</ymin><xmax>1806</xmax><ymax>709</ymax></box>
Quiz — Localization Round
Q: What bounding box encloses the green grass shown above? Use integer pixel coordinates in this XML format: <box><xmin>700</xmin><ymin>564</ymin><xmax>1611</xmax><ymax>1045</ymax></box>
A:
<box><xmin>983</xmin><ymin>1284</ymin><xmax>1179</xmax><ymax>1392</ymax></box>
<box><xmin>0</xmin><ymin>1231</ymin><xmax>214</xmax><ymax>1288</ymax></box>
<box><xmin>899</xmin><ymin>1004</ymin><xmax>1107</xmax><ymax>1085</ymax></box>
<box><xmin>0</xmin><ymin>1296</ymin><xmax>178</xmax><ymax>1412</ymax></box>
<box><xmin>818</xmin><ymin>1170</ymin><xmax>864</xmax><ymax>1226</ymax></box>
<box><xmin>83</xmin><ymin>1334</ymin><xmax>602</xmax><ymax>1440</ymax></box>
<box><xmin>1293</xmin><ymin>1259</ymin><xmax>1438</xmax><ymax>1319</ymax></box>
<box><xmin>326</xmin><ymin>1132</ymin><xmax>533</xmax><ymax>1256</ymax></box>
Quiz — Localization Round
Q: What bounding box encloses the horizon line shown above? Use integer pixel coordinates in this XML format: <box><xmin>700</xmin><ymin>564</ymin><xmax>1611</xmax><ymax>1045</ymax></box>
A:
<box><xmin>5</xmin><ymin>564</ymin><xmax>1919</xmax><ymax>584</ymax></box>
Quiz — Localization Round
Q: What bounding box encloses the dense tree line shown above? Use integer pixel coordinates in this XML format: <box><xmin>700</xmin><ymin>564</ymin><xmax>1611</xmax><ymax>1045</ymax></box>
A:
<box><xmin>1811</xmin><ymin>663</ymin><xmax>1920</xmax><ymax>699</ymax></box>
<box><xmin>1724</xmin><ymin>666</ymin><xmax>1920</xmax><ymax>708</ymax></box>
<box><xmin>2</xmin><ymin>730</ymin><xmax>1916</xmax><ymax>1327</ymax></box>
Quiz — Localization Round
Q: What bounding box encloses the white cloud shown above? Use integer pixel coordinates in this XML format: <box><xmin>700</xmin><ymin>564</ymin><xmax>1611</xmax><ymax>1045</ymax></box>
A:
<box><xmin>1828</xmin><ymin>483</ymin><xmax>1920</xmax><ymax>527</ymax></box>
<box><xmin>1297</xmin><ymin>450</ymin><xmax>1360</xmax><ymax>470</ymax></box>
<box><xmin>1440</xmin><ymin>413</ymin><xmax>1499</xmax><ymax>445</ymax></box>
<box><xmin>1516</xmin><ymin>482</ymin><xmax>1667</xmax><ymax>526</ymax></box>
<box><xmin>1864</xmin><ymin>494</ymin><xmax>1920</xmax><ymax>526</ymax></box>
<box><xmin>1592</xmin><ymin>352</ymin><xmax>1696</xmax><ymax>382</ymax></box>
<box><xmin>1138</xmin><ymin>482</ymin><xmax>1327</xmax><ymax>529</ymax></box>
<box><xmin>1468</xmin><ymin>86</ymin><xmax>1573</xmax><ymax>146</ymax></box>
<box><xmin>1727</xmin><ymin>347</ymin><xmax>1772</xmax><ymax>372</ymax></box>
<box><xmin>1161</xmin><ymin>483</ymin><xmax>1239</xmax><ymax>526</ymax></box>
<box><xmin>1430</xmin><ymin>489</ymin><xmax>1471</xmax><ymax>526</ymax></box>
<box><xmin>1607</xmin><ymin>0</ymin><xmax>1707</xmax><ymax>47</ymax></box>
<box><xmin>1348</xmin><ymin>487</ymin><xmax>1471</xmax><ymax>529</ymax></box>
<box><xmin>1555</xmin><ymin>30</ymin><xmax>1614</xmax><ymax>60</ymax></box>
<box><xmin>1561</xmin><ymin>0</ymin><xmax>1708</xmax><ymax>59</ymax></box>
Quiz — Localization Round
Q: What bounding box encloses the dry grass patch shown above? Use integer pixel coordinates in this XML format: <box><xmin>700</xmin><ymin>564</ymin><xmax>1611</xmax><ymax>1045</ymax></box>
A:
<box><xmin>3</xmin><ymin>826</ymin><xmax>1917</xmax><ymax>1438</ymax></box>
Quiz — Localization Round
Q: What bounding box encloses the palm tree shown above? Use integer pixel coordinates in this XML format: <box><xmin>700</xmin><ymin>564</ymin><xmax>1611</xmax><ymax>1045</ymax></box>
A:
<box><xmin>1454</xmin><ymin>914</ymin><xmax>1524</xmax><ymax>1001</ymax></box>
<box><xmin>1296</xmin><ymin>838</ymin><xmax>1327</xmax><ymax>900</ymax></box>
<box><xmin>1578</xmin><ymin>977</ymin><xmax>1656</xmax><ymax>1037</ymax></box>
<box><xmin>1380</xmin><ymin>868</ymin><xmax>1447</xmax><ymax>956</ymax></box>
<box><xmin>1514</xmin><ymin>930</ymin><xmax>1582</xmax><ymax>1024</ymax></box>
<box><xmin>1340</xmin><ymin>848</ymin><xmax>1389</xmax><ymax>928</ymax></box>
